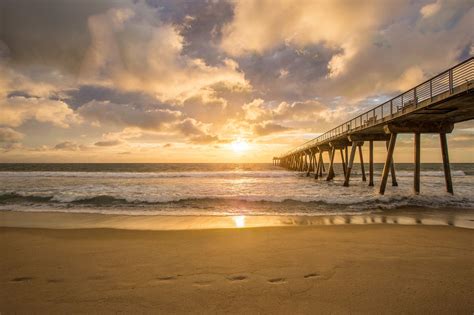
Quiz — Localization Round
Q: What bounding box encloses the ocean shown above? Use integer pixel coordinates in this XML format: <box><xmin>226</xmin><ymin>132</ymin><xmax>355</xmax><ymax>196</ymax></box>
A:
<box><xmin>0</xmin><ymin>163</ymin><xmax>473</xmax><ymax>217</ymax></box>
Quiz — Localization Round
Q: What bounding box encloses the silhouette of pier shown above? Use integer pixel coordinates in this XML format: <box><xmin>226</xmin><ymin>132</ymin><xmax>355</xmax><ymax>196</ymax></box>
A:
<box><xmin>274</xmin><ymin>57</ymin><xmax>474</xmax><ymax>194</ymax></box>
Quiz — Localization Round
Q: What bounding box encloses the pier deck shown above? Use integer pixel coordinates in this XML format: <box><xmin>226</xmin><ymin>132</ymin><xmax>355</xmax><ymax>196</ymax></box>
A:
<box><xmin>275</xmin><ymin>57</ymin><xmax>474</xmax><ymax>194</ymax></box>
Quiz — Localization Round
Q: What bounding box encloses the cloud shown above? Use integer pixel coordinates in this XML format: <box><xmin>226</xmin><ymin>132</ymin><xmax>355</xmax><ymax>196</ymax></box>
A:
<box><xmin>78</xmin><ymin>3</ymin><xmax>249</xmax><ymax>102</ymax></box>
<box><xmin>242</xmin><ymin>98</ymin><xmax>330</xmax><ymax>123</ymax></box>
<box><xmin>174</xmin><ymin>118</ymin><xmax>220</xmax><ymax>144</ymax></box>
<box><xmin>253</xmin><ymin>122</ymin><xmax>291</xmax><ymax>136</ymax></box>
<box><xmin>221</xmin><ymin>0</ymin><xmax>473</xmax><ymax>102</ymax></box>
<box><xmin>220</xmin><ymin>0</ymin><xmax>404</xmax><ymax>57</ymax></box>
<box><xmin>242</xmin><ymin>98</ymin><xmax>266</xmax><ymax>121</ymax></box>
<box><xmin>78</xmin><ymin>100</ymin><xmax>182</xmax><ymax>130</ymax></box>
<box><xmin>0</xmin><ymin>96</ymin><xmax>79</xmax><ymax>127</ymax></box>
<box><xmin>54</xmin><ymin>141</ymin><xmax>85</xmax><ymax>151</ymax></box>
<box><xmin>94</xmin><ymin>139</ymin><xmax>123</xmax><ymax>147</ymax></box>
<box><xmin>421</xmin><ymin>1</ymin><xmax>442</xmax><ymax>18</ymax></box>
<box><xmin>273</xmin><ymin>100</ymin><xmax>327</xmax><ymax>120</ymax></box>
<box><xmin>0</xmin><ymin>127</ymin><xmax>24</xmax><ymax>143</ymax></box>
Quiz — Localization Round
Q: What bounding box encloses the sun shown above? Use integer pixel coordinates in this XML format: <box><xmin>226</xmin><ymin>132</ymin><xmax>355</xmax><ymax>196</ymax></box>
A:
<box><xmin>231</xmin><ymin>139</ymin><xmax>249</xmax><ymax>153</ymax></box>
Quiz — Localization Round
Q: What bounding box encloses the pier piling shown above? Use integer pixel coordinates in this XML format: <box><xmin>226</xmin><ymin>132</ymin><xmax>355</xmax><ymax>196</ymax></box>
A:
<box><xmin>440</xmin><ymin>133</ymin><xmax>453</xmax><ymax>194</ymax></box>
<box><xmin>369</xmin><ymin>140</ymin><xmax>374</xmax><ymax>186</ymax></box>
<box><xmin>380</xmin><ymin>133</ymin><xmax>398</xmax><ymax>195</ymax></box>
<box><xmin>414</xmin><ymin>133</ymin><xmax>421</xmax><ymax>194</ymax></box>
<box><xmin>326</xmin><ymin>147</ymin><xmax>336</xmax><ymax>181</ymax></box>
<box><xmin>274</xmin><ymin>58</ymin><xmax>473</xmax><ymax>196</ymax></box>
<box><xmin>358</xmin><ymin>144</ymin><xmax>366</xmax><ymax>182</ymax></box>
<box><xmin>343</xmin><ymin>142</ymin><xmax>358</xmax><ymax>187</ymax></box>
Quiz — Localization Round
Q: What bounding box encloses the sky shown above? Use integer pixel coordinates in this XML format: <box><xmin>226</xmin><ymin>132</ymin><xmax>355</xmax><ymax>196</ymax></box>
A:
<box><xmin>0</xmin><ymin>0</ymin><xmax>473</xmax><ymax>163</ymax></box>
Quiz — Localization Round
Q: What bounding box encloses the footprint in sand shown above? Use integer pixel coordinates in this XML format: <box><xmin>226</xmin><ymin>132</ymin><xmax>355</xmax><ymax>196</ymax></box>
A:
<box><xmin>193</xmin><ymin>280</ymin><xmax>213</xmax><ymax>287</ymax></box>
<box><xmin>47</xmin><ymin>278</ymin><xmax>64</xmax><ymax>283</ymax></box>
<box><xmin>268</xmin><ymin>277</ymin><xmax>286</xmax><ymax>284</ymax></box>
<box><xmin>227</xmin><ymin>275</ymin><xmax>248</xmax><ymax>282</ymax></box>
<box><xmin>304</xmin><ymin>273</ymin><xmax>320</xmax><ymax>279</ymax></box>
<box><xmin>10</xmin><ymin>277</ymin><xmax>34</xmax><ymax>282</ymax></box>
<box><xmin>88</xmin><ymin>275</ymin><xmax>106</xmax><ymax>281</ymax></box>
<box><xmin>156</xmin><ymin>276</ymin><xmax>177</xmax><ymax>281</ymax></box>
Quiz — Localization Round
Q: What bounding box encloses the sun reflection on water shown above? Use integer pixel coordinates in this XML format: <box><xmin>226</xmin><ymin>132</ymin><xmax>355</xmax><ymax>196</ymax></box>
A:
<box><xmin>232</xmin><ymin>215</ymin><xmax>246</xmax><ymax>228</ymax></box>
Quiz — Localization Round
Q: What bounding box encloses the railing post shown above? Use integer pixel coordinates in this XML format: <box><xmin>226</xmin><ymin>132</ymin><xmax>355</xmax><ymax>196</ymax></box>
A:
<box><xmin>390</xmin><ymin>100</ymin><xmax>393</xmax><ymax>116</ymax></box>
<box><xmin>430</xmin><ymin>80</ymin><xmax>433</xmax><ymax>101</ymax></box>
<box><xmin>449</xmin><ymin>69</ymin><xmax>453</xmax><ymax>94</ymax></box>
<box><xmin>414</xmin><ymin>88</ymin><xmax>417</xmax><ymax>108</ymax></box>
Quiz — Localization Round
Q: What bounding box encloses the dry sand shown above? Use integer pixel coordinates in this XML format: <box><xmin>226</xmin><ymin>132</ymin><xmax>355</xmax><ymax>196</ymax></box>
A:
<box><xmin>1</xmin><ymin>224</ymin><xmax>473</xmax><ymax>314</ymax></box>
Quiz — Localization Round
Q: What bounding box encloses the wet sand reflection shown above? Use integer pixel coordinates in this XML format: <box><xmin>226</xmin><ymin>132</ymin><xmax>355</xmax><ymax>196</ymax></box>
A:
<box><xmin>0</xmin><ymin>210</ymin><xmax>473</xmax><ymax>231</ymax></box>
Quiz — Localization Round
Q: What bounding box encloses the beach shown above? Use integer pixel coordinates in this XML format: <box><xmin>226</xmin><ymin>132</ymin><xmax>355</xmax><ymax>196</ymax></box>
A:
<box><xmin>1</xmin><ymin>221</ymin><xmax>473</xmax><ymax>314</ymax></box>
<box><xmin>1</xmin><ymin>163</ymin><xmax>473</xmax><ymax>313</ymax></box>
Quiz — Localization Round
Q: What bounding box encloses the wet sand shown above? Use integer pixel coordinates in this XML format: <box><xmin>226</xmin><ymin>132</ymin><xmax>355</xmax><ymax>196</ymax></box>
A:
<box><xmin>1</xmin><ymin>223</ymin><xmax>473</xmax><ymax>314</ymax></box>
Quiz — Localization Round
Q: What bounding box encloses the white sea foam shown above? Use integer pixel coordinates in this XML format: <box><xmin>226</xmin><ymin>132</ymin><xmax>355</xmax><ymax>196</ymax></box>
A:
<box><xmin>0</xmin><ymin>169</ymin><xmax>466</xmax><ymax>179</ymax></box>
<box><xmin>0</xmin><ymin>167</ymin><xmax>473</xmax><ymax>215</ymax></box>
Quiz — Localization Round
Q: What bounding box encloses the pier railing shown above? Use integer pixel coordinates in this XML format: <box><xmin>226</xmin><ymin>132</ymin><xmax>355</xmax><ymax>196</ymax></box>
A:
<box><xmin>279</xmin><ymin>57</ymin><xmax>473</xmax><ymax>157</ymax></box>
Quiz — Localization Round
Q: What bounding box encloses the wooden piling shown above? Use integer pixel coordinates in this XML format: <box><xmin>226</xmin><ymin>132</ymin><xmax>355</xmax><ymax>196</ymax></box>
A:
<box><xmin>306</xmin><ymin>153</ymin><xmax>311</xmax><ymax>176</ymax></box>
<box><xmin>369</xmin><ymin>140</ymin><xmax>374</xmax><ymax>186</ymax></box>
<box><xmin>358</xmin><ymin>144</ymin><xmax>366</xmax><ymax>181</ymax></box>
<box><xmin>315</xmin><ymin>150</ymin><xmax>322</xmax><ymax>179</ymax></box>
<box><xmin>440</xmin><ymin>133</ymin><xmax>453</xmax><ymax>194</ymax></box>
<box><xmin>340</xmin><ymin>149</ymin><xmax>347</xmax><ymax>177</ymax></box>
<box><xmin>321</xmin><ymin>154</ymin><xmax>326</xmax><ymax>173</ymax></box>
<box><xmin>414</xmin><ymin>133</ymin><xmax>421</xmax><ymax>194</ymax></box>
<box><xmin>306</xmin><ymin>152</ymin><xmax>311</xmax><ymax>176</ymax></box>
<box><xmin>380</xmin><ymin>133</ymin><xmax>397</xmax><ymax>195</ymax></box>
<box><xmin>386</xmin><ymin>140</ymin><xmax>398</xmax><ymax>186</ymax></box>
<box><xmin>343</xmin><ymin>142</ymin><xmax>357</xmax><ymax>187</ymax></box>
<box><xmin>326</xmin><ymin>147</ymin><xmax>336</xmax><ymax>181</ymax></box>
<box><xmin>345</xmin><ymin>146</ymin><xmax>348</xmax><ymax>170</ymax></box>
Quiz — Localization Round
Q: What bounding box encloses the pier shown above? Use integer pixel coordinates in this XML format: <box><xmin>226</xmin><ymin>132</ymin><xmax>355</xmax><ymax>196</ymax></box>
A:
<box><xmin>275</xmin><ymin>57</ymin><xmax>474</xmax><ymax>194</ymax></box>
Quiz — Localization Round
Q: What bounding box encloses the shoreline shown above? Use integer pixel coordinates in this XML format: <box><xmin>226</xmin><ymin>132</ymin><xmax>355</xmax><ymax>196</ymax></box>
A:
<box><xmin>1</xmin><ymin>207</ymin><xmax>473</xmax><ymax>231</ymax></box>
<box><xmin>1</xmin><ymin>224</ymin><xmax>473</xmax><ymax>313</ymax></box>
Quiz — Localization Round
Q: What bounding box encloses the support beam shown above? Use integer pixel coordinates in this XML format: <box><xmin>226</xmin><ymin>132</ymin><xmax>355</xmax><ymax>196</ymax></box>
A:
<box><xmin>414</xmin><ymin>133</ymin><xmax>421</xmax><ymax>194</ymax></box>
<box><xmin>329</xmin><ymin>139</ymin><xmax>351</xmax><ymax>149</ymax></box>
<box><xmin>440</xmin><ymin>133</ymin><xmax>454</xmax><ymax>194</ymax></box>
<box><xmin>343</xmin><ymin>142</ymin><xmax>358</xmax><ymax>187</ymax></box>
<box><xmin>345</xmin><ymin>146</ymin><xmax>348</xmax><ymax>170</ymax></box>
<box><xmin>315</xmin><ymin>151</ymin><xmax>322</xmax><ymax>179</ymax></box>
<box><xmin>309</xmin><ymin>153</ymin><xmax>312</xmax><ymax>172</ymax></box>
<box><xmin>358</xmin><ymin>144</ymin><xmax>367</xmax><ymax>182</ymax></box>
<box><xmin>386</xmin><ymin>140</ymin><xmax>398</xmax><ymax>187</ymax></box>
<box><xmin>348</xmin><ymin>134</ymin><xmax>391</xmax><ymax>142</ymax></box>
<box><xmin>380</xmin><ymin>133</ymin><xmax>398</xmax><ymax>195</ymax></box>
<box><xmin>369</xmin><ymin>140</ymin><xmax>374</xmax><ymax>186</ymax></box>
<box><xmin>306</xmin><ymin>151</ymin><xmax>311</xmax><ymax>176</ymax></box>
<box><xmin>384</xmin><ymin>122</ymin><xmax>454</xmax><ymax>134</ymax></box>
<box><xmin>340</xmin><ymin>149</ymin><xmax>347</xmax><ymax>177</ymax></box>
<box><xmin>326</xmin><ymin>147</ymin><xmax>336</xmax><ymax>181</ymax></box>
<box><xmin>319</xmin><ymin>152</ymin><xmax>324</xmax><ymax>176</ymax></box>
<box><xmin>321</xmin><ymin>154</ymin><xmax>326</xmax><ymax>173</ymax></box>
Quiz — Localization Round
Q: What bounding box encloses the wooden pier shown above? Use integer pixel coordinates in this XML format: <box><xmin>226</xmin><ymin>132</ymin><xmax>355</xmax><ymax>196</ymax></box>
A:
<box><xmin>274</xmin><ymin>57</ymin><xmax>474</xmax><ymax>194</ymax></box>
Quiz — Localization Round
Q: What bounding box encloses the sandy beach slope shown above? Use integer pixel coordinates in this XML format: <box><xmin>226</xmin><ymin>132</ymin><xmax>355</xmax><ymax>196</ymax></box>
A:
<box><xmin>1</xmin><ymin>225</ymin><xmax>473</xmax><ymax>314</ymax></box>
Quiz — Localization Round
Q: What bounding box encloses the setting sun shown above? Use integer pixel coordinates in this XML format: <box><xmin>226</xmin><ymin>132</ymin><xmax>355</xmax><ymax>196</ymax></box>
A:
<box><xmin>231</xmin><ymin>139</ymin><xmax>249</xmax><ymax>153</ymax></box>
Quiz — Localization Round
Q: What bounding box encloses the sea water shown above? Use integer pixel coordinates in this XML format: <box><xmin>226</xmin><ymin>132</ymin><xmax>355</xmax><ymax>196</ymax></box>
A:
<box><xmin>0</xmin><ymin>163</ymin><xmax>473</xmax><ymax>216</ymax></box>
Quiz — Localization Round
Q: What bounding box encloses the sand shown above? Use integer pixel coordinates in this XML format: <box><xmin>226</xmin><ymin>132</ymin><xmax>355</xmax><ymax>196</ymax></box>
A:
<box><xmin>1</xmin><ymin>223</ymin><xmax>473</xmax><ymax>314</ymax></box>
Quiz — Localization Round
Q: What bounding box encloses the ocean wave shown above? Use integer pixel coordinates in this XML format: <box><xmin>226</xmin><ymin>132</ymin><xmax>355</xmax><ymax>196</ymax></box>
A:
<box><xmin>0</xmin><ymin>169</ymin><xmax>467</xmax><ymax>179</ymax></box>
<box><xmin>0</xmin><ymin>171</ymin><xmax>297</xmax><ymax>179</ymax></box>
<box><xmin>1</xmin><ymin>192</ymin><xmax>472</xmax><ymax>211</ymax></box>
